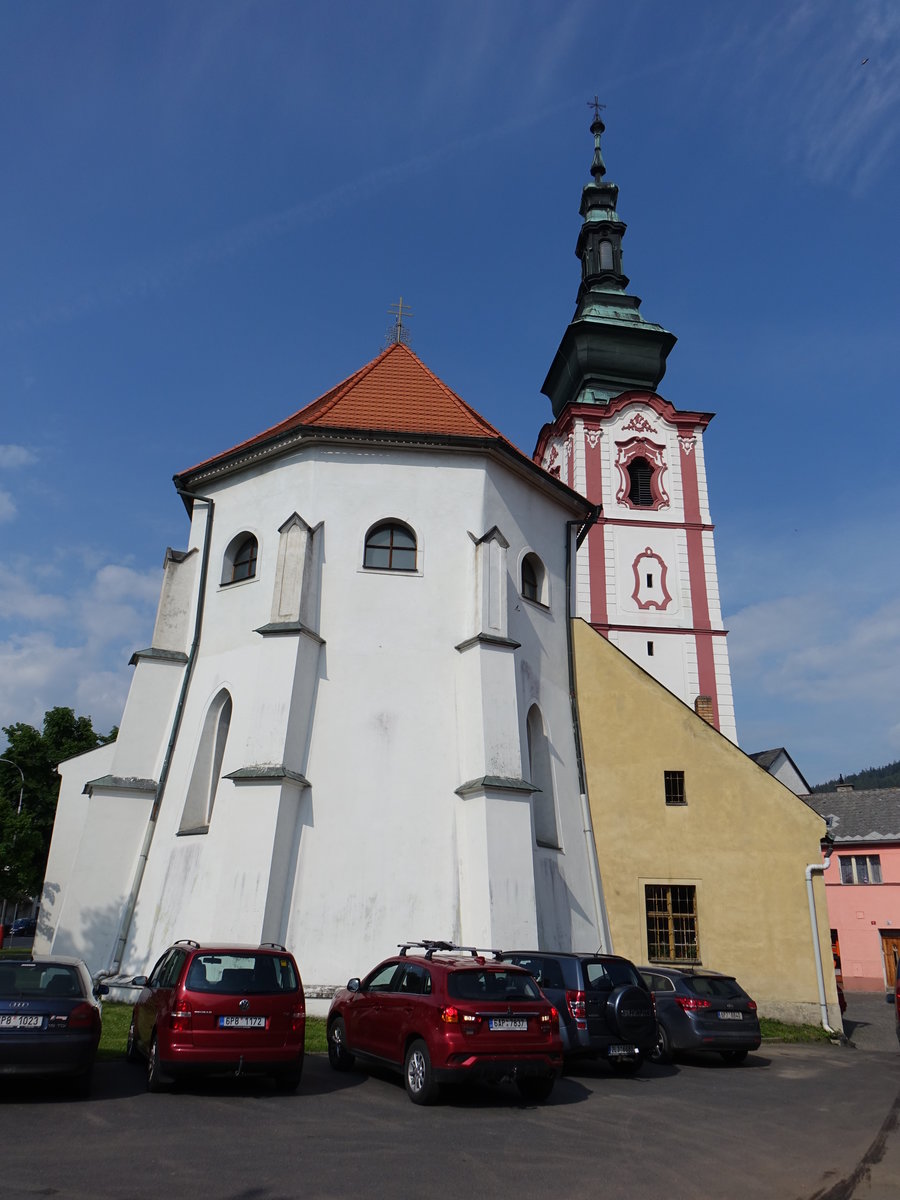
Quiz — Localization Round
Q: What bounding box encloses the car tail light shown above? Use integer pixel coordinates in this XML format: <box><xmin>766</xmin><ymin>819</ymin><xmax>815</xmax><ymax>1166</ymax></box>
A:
<box><xmin>747</xmin><ymin>1000</ymin><xmax>757</xmax><ymax>1012</ymax></box>
<box><xmin>441</xmin><ymin>1006</ymin><xmax>459</xmax><ymax>1023</ymax></box>
<box><xmin>170</xmin><ymin>1004</ymin><xmax>193</xmax><ymax>1032</ymax></box>
<box><xmin>290</xmin><ymin>1004</ymin><xmax>305</xmax><ymax>1033</ymax></box>
<box><xmin>540</xmin><ymin>1006</ymin><xmax>560</xmax><ymax>1033</ymax></box>
<box><xmin>566</xmin><ymin>990</ymin><xmax>587</xmax><ymax>1030</ymax></box>
<box><xmin>67</xmin><ymin>1002</ymin><xmax>100</xmax><ymax>1032</ymax></box>
<box><xmin>676</xmin><ymin>996</ymin><xmax>711</xmax><ymax>1012</ymax></box>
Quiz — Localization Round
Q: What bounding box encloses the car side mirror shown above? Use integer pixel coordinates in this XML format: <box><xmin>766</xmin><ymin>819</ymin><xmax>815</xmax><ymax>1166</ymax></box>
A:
<box><xmin>94</xmin><ymin>983</ymin><xmax>110</xmax><ymax>997</ymax></box>
<box><xmin>130</xmin><ymin>975</ymin><xmax>149</xmax><ymax>987</ymax></box>
<box><xmin>347</xmin><ymin>977</ymin><xmax>361</xmax><ymax>993</ymax></box>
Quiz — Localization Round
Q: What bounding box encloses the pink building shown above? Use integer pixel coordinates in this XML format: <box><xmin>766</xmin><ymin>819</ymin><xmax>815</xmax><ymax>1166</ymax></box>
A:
<box><xmin>807</xmin><ymin>788</ymin><xmax>900</xmax><ymax>993</ymax></box>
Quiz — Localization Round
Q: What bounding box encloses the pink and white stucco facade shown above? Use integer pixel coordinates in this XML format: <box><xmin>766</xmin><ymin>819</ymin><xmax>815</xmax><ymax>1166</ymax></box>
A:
<box><xmin>535</xmin><ymin>391</ymin><xmax>737</xmax><ymax>743</ymax></box>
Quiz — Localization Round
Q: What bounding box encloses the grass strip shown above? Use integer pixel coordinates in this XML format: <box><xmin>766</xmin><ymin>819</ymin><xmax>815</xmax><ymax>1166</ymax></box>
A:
<box><xmin>98</xmin><ymin>1002</ymin><xmax>329</xmax><ymax>1060</ymax></box>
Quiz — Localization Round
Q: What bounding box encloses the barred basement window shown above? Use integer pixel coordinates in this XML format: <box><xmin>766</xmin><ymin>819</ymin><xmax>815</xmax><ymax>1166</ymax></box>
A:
<box><xmin>664</xmin><ymin>770</ymin><xmax>686</xmax><ymax>806</ymax></box>
<box><xmin>839</xmin><ymin>855</ymin><xmax>882</xmax><ymax>885</ymax></box>
<box><xmin>645</xmin><ymin>884</ymin><xmax>699</xmax><ymax>962</ymax></box>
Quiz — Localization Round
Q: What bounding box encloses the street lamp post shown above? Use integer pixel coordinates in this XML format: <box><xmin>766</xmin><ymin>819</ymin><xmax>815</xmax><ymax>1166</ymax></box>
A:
<box><xmin>0</xmin><ymin>757</ymin><xmax>26</xmax><ymax>935</ymax></box>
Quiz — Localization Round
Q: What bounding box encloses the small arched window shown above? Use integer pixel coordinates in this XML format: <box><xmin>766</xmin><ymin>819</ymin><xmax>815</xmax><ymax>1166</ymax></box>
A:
<box><xmin>627</xmin><ymin>457</ymin><xmax>654</xmax><ymax>507</ymax></box>
<box><xmin>521</xmin><ymin>552</ymin><xmax>547</xmax><ymax>605</ymax></box>
<box><xmin>599</xmin><ymin>239</ymin><xmax>614</xmax><ymax>270</ymax></box>
<box><xmin>222</xmin><ymin>533</ymin><xmax>258</xmax><ymax>584</ymax></box>
<box><xmin>363</xmin><ymin>521</ymin><xmax>417</xmax><ymax>572</ymax></box>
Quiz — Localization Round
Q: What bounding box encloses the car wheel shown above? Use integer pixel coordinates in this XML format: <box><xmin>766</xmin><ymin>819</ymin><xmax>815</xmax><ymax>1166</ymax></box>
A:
<box><xmin>404</xmin><ymin>1039</ymin><xmax>439</xmax><ymax>1105</ymax></box>
<box><xmin>720</xmin><ymin>1049</ymin><xmax>749</xmax><ymax>1065</ymax></box>
<box><xmin>649</xmin><ymin>1024</ymin><xmax>672</xmax><ymax>1065</ymax></box>
<box><xmin>126</xmin><ymin>1015</ymin><xmax>142</xmax><ymax>1064</ymax></box>
<box><xmin>147</xmin><ymin>1032</ymin><xmax>172</xmax><ymax>1093</ymax></box>
<box><xmin>327</xmin><ymin>1017</ymin><xmax>355</xmax><ymax>1071</ymax></box>
<box><xmin>516</xmin><ymin>1076</ymin><xmax>555</xmax><ymax>1103</ymax></box>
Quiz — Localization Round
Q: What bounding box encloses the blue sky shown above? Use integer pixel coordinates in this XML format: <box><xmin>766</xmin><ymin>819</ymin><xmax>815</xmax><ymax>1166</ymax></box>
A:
<box><xmin>1</xmin><ymin>0</ymin><xmax>898</xmax><ymax>786</ymax></box>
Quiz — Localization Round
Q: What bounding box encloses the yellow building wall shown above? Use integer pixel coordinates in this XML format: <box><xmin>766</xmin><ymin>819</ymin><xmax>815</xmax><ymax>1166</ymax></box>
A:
<box><xmin>573</xmin><ymin>619</ymin><xmax>841</xmax><ymax>1027</ymax></box>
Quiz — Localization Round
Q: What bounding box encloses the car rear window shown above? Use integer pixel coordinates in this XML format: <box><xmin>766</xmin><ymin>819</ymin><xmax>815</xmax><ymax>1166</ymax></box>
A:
<box><xmin>447</xmin><ymin>969</ymin><xmax>541</xmax><ymax>1001</ymax></box>
<box><xmin>0</xmin><ymin>963</ymin><xmax>84</xmax><ymax>998</ymax></box>
<box><xmin>184</xmin><ymin>953</ymin><xmax>298</xmax><ymax>995</ymax></box>
<box><xmin>685</xmin><ymin>975</ymin><xmax>743</xmax><ymax>1000</ymax></box>
<box><xmin>583</xmin><ymin>959</ymin><xmax>645</xmax><ymax>990</ymax></box>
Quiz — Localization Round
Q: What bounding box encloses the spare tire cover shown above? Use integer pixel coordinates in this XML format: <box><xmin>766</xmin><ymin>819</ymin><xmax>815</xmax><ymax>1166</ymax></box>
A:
<box><xmin>606</xmin><ymin>985</ymin><xmax>656</xmax><ymax>1046</ymax></box>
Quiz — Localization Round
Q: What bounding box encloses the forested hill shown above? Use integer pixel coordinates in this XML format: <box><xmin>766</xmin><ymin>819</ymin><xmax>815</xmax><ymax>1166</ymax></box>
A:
<box><xmin>812</xmin><ymin>761</ymin><xmax>900</xmax><ymax>793</ymax></box>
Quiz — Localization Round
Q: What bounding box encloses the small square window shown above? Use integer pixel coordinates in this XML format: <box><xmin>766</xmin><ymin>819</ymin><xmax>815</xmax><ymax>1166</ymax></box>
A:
<box><xmin>646</xmin><ymin>573</ymin><xmax>653</xmax><ymax>588</ymax></box>
<box><xmin>647</xmin><ymin>641</ymin><xmax>654</xmax><ymax>656</ymax></box>
<box><xmin>664</xmin><ymin>770</ymin><xmax>686</xmax><ymax>806</ymax></box>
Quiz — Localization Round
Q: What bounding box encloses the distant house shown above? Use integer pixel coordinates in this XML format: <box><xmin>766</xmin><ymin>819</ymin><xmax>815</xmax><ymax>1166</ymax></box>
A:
<box><xmin>805</xmin><ymin>787</ymin><xmax>900</xmax><ymax>993</ymax></box>
<box><xmin>749</xmin><ymin>748</ymin><xmax>811</xmax><ymax>796</ymax></box>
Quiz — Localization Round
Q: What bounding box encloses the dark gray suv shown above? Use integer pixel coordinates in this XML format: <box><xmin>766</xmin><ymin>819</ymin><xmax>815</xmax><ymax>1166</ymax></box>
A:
<box><xmin>499</xmin><ymin>951</ymin><xmax>657</xmax><ymax>1071</ymax></box>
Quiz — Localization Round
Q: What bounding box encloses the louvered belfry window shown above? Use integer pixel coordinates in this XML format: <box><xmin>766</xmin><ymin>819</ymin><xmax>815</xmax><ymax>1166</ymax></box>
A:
<box><xmin>627</xmin><ymin>456</ymin><xmax>654</xmax><ymax>506</ymax></box>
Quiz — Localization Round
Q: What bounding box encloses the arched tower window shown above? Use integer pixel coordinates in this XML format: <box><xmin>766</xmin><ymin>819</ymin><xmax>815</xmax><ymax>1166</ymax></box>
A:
<box><xmin>599</xmin><ymin>239</ymin><xmax>614</xmax><ymax>270</ymax></box>
<box><xmin>222</xmin><ymin>533</ymin><xmax>258</xmax><ymax>584</ymax></box>
<box><xmin>521</xmin><ymin>552</ymin><xmax>548</xmax><ymax>606</ymax></box>
<box><xmin>526</xmin><ymin>704</ymin><xmax>560</xmax><ymax>849</ymax></box>
<box><xmin>179</xmin><ymin>690</ymin><xmax>232</xmax><ymax>834</ymax></box>
<box><xmin>363</xmin><ymin>521</ymin><xmax>417</xmax><ymax>571</ymax></box>
<box><xmin>627</xmin><ymin>457</ymin><xmax>654</xmax><ymax>507</ymax></box>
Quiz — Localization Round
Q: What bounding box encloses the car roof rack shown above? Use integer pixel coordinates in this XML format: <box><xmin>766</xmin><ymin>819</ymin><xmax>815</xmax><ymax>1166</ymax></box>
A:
<box><xmin>398</xmin><ymin>940</ymin><xmax>503</xmax><ymax>961</ymax></box>
<box><xmin>174</xmin><ymin>939</ymin><xmax>201</xmax><ymax>949</ymax></box>
<box><xmin>259</xmin><ymin>942</ymin><xmax>288</xmax><ymax>952</ymax></box>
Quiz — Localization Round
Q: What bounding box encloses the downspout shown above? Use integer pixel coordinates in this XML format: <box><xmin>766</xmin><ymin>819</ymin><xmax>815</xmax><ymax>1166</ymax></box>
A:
<box><xmin>806</xmin><ymin>845</ymin><xmax>839</xmax><ymax>1035</ymax></box>
<box><xmin>107</xmin><ymin>489</ymin><xmax>215</xmax><ymax>974</ymax></box>
<box><xmin>565</xmin><ymin>505</ymin><xmax>613</xmax><ymax>952</ymax></box>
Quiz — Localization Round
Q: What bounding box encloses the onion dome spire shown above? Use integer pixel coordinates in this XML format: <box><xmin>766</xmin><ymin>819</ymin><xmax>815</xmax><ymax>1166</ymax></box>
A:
<box><xmin>541</xmin><ymin>109</ymin><xmax>677</xmax><ymax>414</ymax></box>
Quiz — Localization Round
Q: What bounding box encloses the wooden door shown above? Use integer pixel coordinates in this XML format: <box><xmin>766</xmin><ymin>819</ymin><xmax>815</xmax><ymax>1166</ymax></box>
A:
<box><xmin>881</xmin><ymin>933</ymin><xmax>900</xmax><ymax>989</ymax></box>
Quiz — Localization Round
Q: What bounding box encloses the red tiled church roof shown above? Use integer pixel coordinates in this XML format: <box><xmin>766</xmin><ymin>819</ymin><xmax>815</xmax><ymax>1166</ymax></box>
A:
<box><xmin>179</xmin><ymin>342</ymin><xmax>514</xmax><ymax>479</ymax></box>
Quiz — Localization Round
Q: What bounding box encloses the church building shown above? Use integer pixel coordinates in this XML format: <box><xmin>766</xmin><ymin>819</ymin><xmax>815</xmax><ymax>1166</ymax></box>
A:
<box><xmin>38</xmin><ymin>115</ymin><xmax>838</xmax><ymax>1025</ymax></box>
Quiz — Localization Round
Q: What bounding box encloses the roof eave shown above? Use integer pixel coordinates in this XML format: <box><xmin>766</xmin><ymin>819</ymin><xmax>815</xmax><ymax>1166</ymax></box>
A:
<box><xmin>173</xmin><ymin>425</ymin><xmax>592</xmax><ymax>515</ymax></box>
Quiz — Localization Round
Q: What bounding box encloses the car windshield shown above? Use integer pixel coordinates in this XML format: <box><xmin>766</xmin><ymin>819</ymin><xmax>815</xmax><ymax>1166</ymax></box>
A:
<box><xmin>447</xmin><ymin>969</ymin><xmax>541</xmax><ymax>1001</ymax></box>
<box><xmin>583</xmin><ymin>959</ymin><xmax>644</xmax><ymax>990</ymax></box>
<box><xmin>686</xmin><ymin>975</ymin><xmax>743</xmax><ymax>1000</ymax></box>
<box><xmin>184</xmin><ymin>953</ymin><xmax>298</xmax><ymax>995</ymax></box>
<box><xmin>0</xmin><ymin>963</ymin><xmax>83</xmax><ymax>999</ymax></box>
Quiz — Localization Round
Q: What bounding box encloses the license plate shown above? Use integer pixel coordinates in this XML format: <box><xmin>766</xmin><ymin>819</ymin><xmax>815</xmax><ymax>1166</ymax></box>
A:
<box><xmin>489</xmin><ymin>1017</ymin><xmax>527</xmax><ymax>1031</ymax></box>
<box><xmin>718</xmin><ymin>1011</ymin><xmax>743</xmax><ymax>1021</ymax></box>
<box><xmin>0</xmin><ymin>1014</ymin><xmax>42</xmax><ymax>1029</ymax></box>
<box><xmin>218</xmin><ymin>1016</ymin><xmax>266</xmax><ymax>1028</ymax></box>
<box><xmin>608</xmin><ymin>1043</ymin><xmax>637</xmax><ymax>1057</ymax></box>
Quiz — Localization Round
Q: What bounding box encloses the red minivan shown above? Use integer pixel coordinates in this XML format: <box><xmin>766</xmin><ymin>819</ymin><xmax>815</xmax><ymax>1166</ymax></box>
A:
<box><xmin>127</xmin><ymin>940</ymin><xmax>305</xmax><ymax>1091</ymax></box>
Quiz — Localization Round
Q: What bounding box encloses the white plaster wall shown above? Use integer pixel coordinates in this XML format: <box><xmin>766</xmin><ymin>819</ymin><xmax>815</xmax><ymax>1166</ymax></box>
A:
<box><xmin>38</xmin><ymin>743</ymin><xmax>114</xmax><ymax>956</ymax></box>
<box><xmin>99</xmin><ymin>441</ymin><xmax>601</xmax><ymax>989</ymax></box>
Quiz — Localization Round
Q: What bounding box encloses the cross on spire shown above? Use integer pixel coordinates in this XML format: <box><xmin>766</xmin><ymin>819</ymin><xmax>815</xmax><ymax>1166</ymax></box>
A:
<box><xmin>386</xmin><ymin>296</ymin><xmax>413</xmax><ymax>347</ymax></box>
<box><xmin>587</xmin><ymin>96</ymin><xmax>605</xmax><ymax>122</ymax></box>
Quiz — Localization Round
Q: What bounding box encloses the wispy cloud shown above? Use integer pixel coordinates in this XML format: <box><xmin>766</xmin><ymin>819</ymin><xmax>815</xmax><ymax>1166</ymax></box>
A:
<box><xmin>0</xmin><ymin>445</ymin><xmax>37</xmax><ymax>469</ymax></box>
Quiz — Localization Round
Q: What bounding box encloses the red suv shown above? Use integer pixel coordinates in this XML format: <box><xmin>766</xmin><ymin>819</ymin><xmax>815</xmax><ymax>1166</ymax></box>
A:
<box><xmin>127</xmin><ymin>940</ymin><xmax>305</xmax><ymax>1091</ymax></box>
<box><xmin>327</xmin><ymin>940</ymin><xmax>563</xmax><ymax>1104</ymax></box>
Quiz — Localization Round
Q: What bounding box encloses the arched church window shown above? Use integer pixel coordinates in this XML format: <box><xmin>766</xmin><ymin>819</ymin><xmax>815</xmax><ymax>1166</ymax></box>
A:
<box><xmin>526</xmin><ymin>704</ymin><xmax>560</xmax><ymax>849</ymax></box>
<box><xmin>363</xmin><ymin>521</ymin><xmax>417</xmax><ymax>572</ymax></box>
<box><xmin>521</xmin><ymin>553</ymin><xmax>548</xmax><ymax>606</ymax></box>
<box><xmin>178</xmin><ymin>690</ymin><xmax>232</xmax><ymax>834</ymax></box>
<box><xmin>222</xmin><ymin>533</ymin><xmax>258</xmax><ymax>584</ymax></box>
<box><xmin>627</xmin><ymin>457</ymin><xmax>654</xmax><ymax>507</ymax></box>
<box><xmin>599</xmin><ymin>239</ymin><xmax>614</xmax><ymax>270</ymax></box>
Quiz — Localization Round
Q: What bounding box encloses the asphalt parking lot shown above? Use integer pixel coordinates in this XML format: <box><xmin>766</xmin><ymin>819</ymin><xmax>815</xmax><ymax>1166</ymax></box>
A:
<box><xmin>2</xmin><ymin>997</ymin><xmax>899</xmax><ymax>1200</ymax></box>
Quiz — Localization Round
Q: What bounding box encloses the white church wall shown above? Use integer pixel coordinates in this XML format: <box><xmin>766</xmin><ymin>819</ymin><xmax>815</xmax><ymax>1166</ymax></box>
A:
<box><xmin>48</xmin><ymin>435</ymin><xmax>601</xmax><ymax>988</ymax></box>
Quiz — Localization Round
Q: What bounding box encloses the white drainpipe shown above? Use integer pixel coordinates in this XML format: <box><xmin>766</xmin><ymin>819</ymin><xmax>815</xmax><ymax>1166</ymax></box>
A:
<box><xmin>806</xmin><ymin>849</ymin><xmax>839</xmax><ymax>1035</ymax></box>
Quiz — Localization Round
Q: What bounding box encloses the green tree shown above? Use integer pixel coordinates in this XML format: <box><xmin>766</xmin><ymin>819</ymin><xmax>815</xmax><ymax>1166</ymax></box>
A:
<box><xmin>1</xmin><ymin>708</ymin><xmax>117</xmax><ymax>903</ymax></box>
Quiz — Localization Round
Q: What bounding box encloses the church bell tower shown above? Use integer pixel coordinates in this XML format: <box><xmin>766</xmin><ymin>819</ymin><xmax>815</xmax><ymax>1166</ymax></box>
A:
<box><xmin>536</xmin><ymin>111</ymin><xmax>737</xmax><ymax>742</ymax></box>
